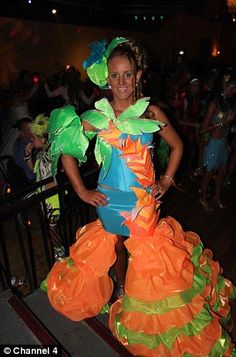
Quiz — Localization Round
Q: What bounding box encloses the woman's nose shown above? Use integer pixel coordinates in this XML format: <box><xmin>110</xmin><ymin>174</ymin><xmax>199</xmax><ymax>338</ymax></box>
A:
<box><xmin>118</xmin><ymin>75</ymin><xmax>125</xmax><ymax>85</ymax></box>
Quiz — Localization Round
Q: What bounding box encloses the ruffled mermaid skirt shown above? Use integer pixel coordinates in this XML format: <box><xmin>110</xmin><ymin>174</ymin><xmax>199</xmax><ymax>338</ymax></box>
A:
<box><xmin>45</xmin><ymin>187</ymin><xmax>236</xmax><ymax>356</ymax></box>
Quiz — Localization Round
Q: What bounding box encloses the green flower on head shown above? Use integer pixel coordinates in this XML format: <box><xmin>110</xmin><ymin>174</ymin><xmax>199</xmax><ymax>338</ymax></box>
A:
<box><xmin>86</xmin><ymin>56</ymin><xmax>108</xmax><ymax>88</ymax></box>
<box><xmin>83</xmin><ymin>37</ymin><xmax>127</xmax><ymax>88</ymax></box>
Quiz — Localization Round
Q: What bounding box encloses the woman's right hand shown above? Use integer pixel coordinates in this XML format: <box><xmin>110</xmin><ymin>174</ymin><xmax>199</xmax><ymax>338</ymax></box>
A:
<box><xmin>24</xmin><ymin>142</ymin><xmax>33</xmax><ymax>156</ymax></box>
<box><xmin>79</xmin><ymin>188</ymin><xmax>108</xmax><ymax>207</ymax></box>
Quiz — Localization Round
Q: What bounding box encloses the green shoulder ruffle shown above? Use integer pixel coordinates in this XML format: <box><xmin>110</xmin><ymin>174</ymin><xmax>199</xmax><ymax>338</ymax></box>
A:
<box><xmin>81</xmin><ymin>97</ymin><xmax>164</xmax><ymax>177</ymax></box>
<box><xmin>47</xmin><ymin>106</ymin><xmax>90</xmax><ymax>176</ymax></box>
<box><xmin>47</xmin><ymin>99</ymin><xmax>165</xmax><ymax>177</ymax></box>
<box><xmin>82</xmin><ymin>97</ymin><xmax>164</xmax><ymax>134</ymax></box>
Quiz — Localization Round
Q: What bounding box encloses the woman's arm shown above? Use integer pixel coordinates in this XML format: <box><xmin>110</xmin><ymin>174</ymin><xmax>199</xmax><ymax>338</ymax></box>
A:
<box><xmin>178</xmin><ymin>121</ymin><xmax>200</xmax><ymax>128</ymax></box>
<box><xmin>23</xmin><ymin>83</ymin><xmax>39</xmax><ymax>101</ymax></box>
<box><xmin>24</xmin><ymin>142</ymin><xmax>34</xmax><ymax>172</ymax></box>
<box><xmin>151</xmin><ymin>105</ymin><xmax>183</xmax><ymax>178</ymax></box>
<box><xmin>224</xmin><ymin>111</ymin><xmax>236</xmax><ymax>125</ymax></box>
<box><xmin>61</xmin><ymin>119</ymin><xmax>107</xmax><ymax>207</ymax></box>
<box><xmin>44</xmin><ymin>83</ymin><xmax>65</xmax><ymax>99</ymax></box>
<box><xmin>80</xmin><ymin>90</ymin><xmax>96</xmax><ymax>106</ymax></box>
<box><xmin>149</xmin><ymin>105</ymin><xmax>183</xmax><ymax>198</ymax></box>
<box><xmin>61</xmin><ymin>155</ymin><xmax>107</xmax><ymax>207</ymax></box>
<box><xmin>201</xmin><ymin>101</ymin><xmax>218</xmax><ymax>132</ymax></box>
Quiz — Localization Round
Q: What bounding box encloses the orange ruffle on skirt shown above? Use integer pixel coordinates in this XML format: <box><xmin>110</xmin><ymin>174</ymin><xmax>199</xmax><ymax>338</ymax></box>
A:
<box><xmin>109</xmin><ymin>216</ymin><xmax>236</xmax><ymax>356</ymax></box>
<box><xmin>47</xmin><ymin>219</ymin><xmax>117</xmax><ymax>321</ymax></box>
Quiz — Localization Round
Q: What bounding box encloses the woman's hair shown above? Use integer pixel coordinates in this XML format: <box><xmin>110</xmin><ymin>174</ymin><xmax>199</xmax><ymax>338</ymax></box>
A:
<box><xmin>14</xmin><ymin>117</ymin><xmax>32</xmax><ymax>131</ymax></box>
<box><xmin>206</xmin><ymin>69</ymin><xmax>236</xmax><ymax>110</ymax></box>
<box><xmin>62</xmin><ymin>66</ymin><xmax>82</xmax><ymax>105</ymax></box>
<box><xmin>107</xmin><ymin>39</ymin><xmax>148</xmax><ymax>99</ymax></box>
<box><xmin>31</xmin><ymin>114</ymin><xmax>48</xmax><ymax>138</ymax></box>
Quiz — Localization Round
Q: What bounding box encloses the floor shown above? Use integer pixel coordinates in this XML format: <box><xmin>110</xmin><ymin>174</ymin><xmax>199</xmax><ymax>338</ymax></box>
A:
<box><xmin>0</xmin><ymin>289</ymin><xmax>131</xmax><ymax>356</ymax></box>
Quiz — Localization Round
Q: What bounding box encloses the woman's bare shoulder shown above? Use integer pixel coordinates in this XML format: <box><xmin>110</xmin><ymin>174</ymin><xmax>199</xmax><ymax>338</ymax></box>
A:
<box><xmin>147</xmin><ymin>104</ymin><xmax>169</xmax><ymax>124</ymax></box>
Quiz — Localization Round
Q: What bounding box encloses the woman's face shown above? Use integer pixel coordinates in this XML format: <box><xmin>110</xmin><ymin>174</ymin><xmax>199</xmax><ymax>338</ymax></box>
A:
<box><xmin>223</xmin><ymin>83</ymin><xmax>236</xmax><ymax>98</ymax></box>
<box><xmin>107</xmin><ymin>55</ymin><xmax>140</xmax><ymax>102</ymax></box>
<box><xmin>190</xmin><ymin>80</ymin><xmax>200</xmax><ymax>95</ymax></box>
<box><xmin>32</xmin><ymin>135</ymin><xmax>46</xmax><ymax>150</ymax></box>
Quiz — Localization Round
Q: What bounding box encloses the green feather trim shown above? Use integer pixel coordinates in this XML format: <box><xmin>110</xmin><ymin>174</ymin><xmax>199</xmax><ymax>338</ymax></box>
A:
<box><xmin>85</xmin><ymin>130</ymin><xmax>97</xmax><ymax>141</ymax></box>
<box><xmin>157</xmin><ymin>137</ymin><xmax>170</xmax><ymax>168</ymax></box>
<box><xmin>117</xmin><ymin>118</ymin><xmax>163</xmax><ymax>135</ymax></box>
<box><xmin>115</xmin><ymin>97</ymin><xmax>150</xmax><ymax>123</ymax></box>
<box><xmin>94</xmin><ymin>136</ymin><xmax>102</xmax><ymax>166</ymax></box>
<box><xmin>48</xmin><ymin>105</ymin><xmax>79</xmax><ymax>137</ymax></box>
<box><xmin>81</xmin><ymin>108</ymin><xmax>110</xmax><ymax>129</ymax></box>
<box><xmin>94</xmin><ymin>136</ymin><xmax>112</xmax><ymax>176</ymax></box>
<box><xmin>48</xmin><ymin>106</ymin><xmax>89</xmax><ymax>176</ymax></box>
<box><xmin>95</xmin><ymin>98</ymin><xmax>116</xmax><ymax>120</ymax></box>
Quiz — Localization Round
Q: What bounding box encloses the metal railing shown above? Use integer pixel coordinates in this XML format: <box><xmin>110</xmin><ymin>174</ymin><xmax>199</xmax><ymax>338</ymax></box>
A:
<box><xmin>0</xmin><ymin>166</ymin><xmax>99</xmax><ymax>295</ymax></box>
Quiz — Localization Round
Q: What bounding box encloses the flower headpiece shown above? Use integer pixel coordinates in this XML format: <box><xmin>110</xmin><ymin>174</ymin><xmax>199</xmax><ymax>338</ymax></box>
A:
<box><xmin>82</xmin><ymin>37</ymin><xmax>128</xmax><ymax>88</ymax></box>
<box><xmin>31</xmin><ymin>114</ymin><xmax>49</xmax><ymax>137</ymax></box>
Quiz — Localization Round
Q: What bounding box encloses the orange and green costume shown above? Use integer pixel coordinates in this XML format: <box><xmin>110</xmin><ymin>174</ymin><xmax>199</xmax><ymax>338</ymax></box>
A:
<box><xmin>44</xmin><ymin>98</ymin><xmax>236</xmax><ymax>356</ymax></box>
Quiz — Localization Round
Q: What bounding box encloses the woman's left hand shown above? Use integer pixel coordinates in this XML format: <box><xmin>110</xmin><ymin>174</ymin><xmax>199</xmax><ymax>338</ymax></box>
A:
<box><xmin>151</xmin><ymin>179</ymin><xmax>171</xmax><ymax>200</ymax></box>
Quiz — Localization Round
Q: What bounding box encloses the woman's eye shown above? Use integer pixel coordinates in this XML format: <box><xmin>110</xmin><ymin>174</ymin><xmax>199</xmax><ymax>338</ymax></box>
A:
<box><xmin>124</xmin><ymin>72</ymin><xmax>133</xmax><ymax>78</ymax></box>
<box><xmin>110</xmin><ymin>73</ymin><xmax>118</xmax><ymax>79</ymax></box>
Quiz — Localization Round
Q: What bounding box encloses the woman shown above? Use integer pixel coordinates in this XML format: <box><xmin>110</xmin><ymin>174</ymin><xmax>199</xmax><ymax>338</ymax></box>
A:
<box><xmin>0</xmin><ymin>76</ymin><xmax>38</xmax><ymax>157</ymax></box>
<box><xmin>30</xmin><ymin>115</ymin><xmax>66</xmax><ymax>260</ymax></box>
<box><xmin>44</xmin><ymin>65</ymin><xmax>96</xmax><ymax>113</ymax></box>
<box><xmin>44</xmin><ymin>38</ymin><xmax>235</xmax><ymax>356</ymax></box>
<box><xmin>200</xmin><ymin>73</ymin><xmax>236</xmax><ymax>211</ymax></box>
<box><xmin>179</xmin><ymin>78</ymin><xmax>203</xmax><ymax>173</ymax></box>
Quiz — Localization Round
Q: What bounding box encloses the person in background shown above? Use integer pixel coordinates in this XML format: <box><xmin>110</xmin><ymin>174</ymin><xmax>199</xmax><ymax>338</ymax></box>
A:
<box><xmin>179</xmin><ymin>78</ymin><xmax>203</xmax><ymax>173</ymax></box>
<box><xmin>200</xmin><ymin>72</ymin><xmax>236</xmax><ymax>211</ymax></box>
<box><xmin>44</xmin><ymin>65</ymin><xmax>97</xmax><ymax>113</ymax></box>
<box><xmin>29</xmin><ymin>115</ymin><xmax>66</xmax><ymax>261</ymax></box>
<box><xmin>224</xmin><ymin>121</ymin><xmax>236</xmax><ymax>185</ymax></box>
<box><xmin>0</xmin><ymin>76</ymin><xmax>38</xmax><ymax>157</ymax></box>
<box><xmin>13</xmin><ymin>117</ymin><xmax>35</xmax><ymax>184</ymax></box>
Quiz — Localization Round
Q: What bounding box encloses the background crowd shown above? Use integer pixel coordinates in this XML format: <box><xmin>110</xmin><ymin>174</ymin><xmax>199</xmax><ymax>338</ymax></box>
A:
<box><xmin>0</xmin><ymin>56</ymin><xmax>236</xmax><ymax>212</ymax></box>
